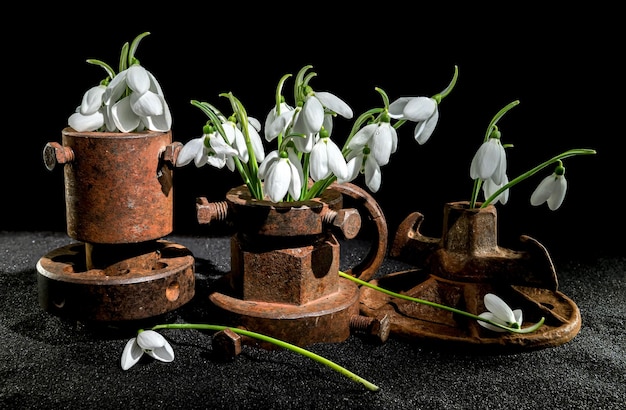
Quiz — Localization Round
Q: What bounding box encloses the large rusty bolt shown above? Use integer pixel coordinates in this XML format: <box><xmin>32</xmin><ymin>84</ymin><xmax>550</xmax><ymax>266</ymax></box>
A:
<box><xmin>323</xmin><ymin>207</ymin><xmax>361</xmax><ymax>240</ymax></box>
<box><xmin>43</xmin><ymin>142</ymin><xmax>75</xmax><ymax>171</ymax></box>
<box><xmin>196</xmin><ymin>198</ymin><xmax>230</xmax><ymax>225</ymax></box>
<box><xmin>350</xmin><ymin>314</ymin><xmax>390</xmax><ymax>343</ymax></box>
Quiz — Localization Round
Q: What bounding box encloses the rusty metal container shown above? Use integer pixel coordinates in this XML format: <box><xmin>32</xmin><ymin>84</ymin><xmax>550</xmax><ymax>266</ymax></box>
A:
<box><xmin>48</xmin><ymin>128</ymin><xmax>175</xmax><ymax>244</ymax></box>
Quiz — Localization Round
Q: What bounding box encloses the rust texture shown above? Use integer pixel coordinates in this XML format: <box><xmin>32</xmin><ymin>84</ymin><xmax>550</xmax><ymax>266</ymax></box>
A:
<box><xmin>37</xmin><ymin>240</ymin><xmax>195</xmax><ymax>322</ymax></box>
<box><xmin>205</xmin><ymin>184</ymin><xmax>373</xmax><ymax>350</ymax></box>
<box><xmin>360</xmin><ymin>201</ymin><xmax>581</xmax><ymax>352</ymax></box>
<box><xmin>59</xmin><ymin>128</ymin><xmax>175</xmax><ymax>244</ymax></box>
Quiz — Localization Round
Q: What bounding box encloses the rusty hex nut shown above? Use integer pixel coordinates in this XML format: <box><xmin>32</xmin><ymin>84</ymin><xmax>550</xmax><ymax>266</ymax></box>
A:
<box><xmin>332</xmin><ymin>208</ymin><xmax>361</xmax><ymax>240</ymax></box>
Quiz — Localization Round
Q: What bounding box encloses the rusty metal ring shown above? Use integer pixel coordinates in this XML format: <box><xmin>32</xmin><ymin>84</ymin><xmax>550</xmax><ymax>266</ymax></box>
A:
<box><xmin>330</xmin><ymin>182</ymin><xmax>388</xmax><ymax>282</ymax></box>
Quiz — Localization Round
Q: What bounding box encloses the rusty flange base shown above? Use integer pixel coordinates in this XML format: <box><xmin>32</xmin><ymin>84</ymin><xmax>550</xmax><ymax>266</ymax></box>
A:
<box><xmin>359</xmin><ymin>269</ymin><xmax>581</xmax><ymax>353</ymax></box>
<box><xmin>208</xmin><ymin>276</ymin><xmax>360</xmax><ymax>349</ymax></box>
<box><xmin>36</xmin><ymin>241</ymin><xmax>195</xmax><ymax>321</ymax></box>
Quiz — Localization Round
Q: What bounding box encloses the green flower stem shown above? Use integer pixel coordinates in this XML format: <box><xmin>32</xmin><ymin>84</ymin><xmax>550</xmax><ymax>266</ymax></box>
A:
<box><xmin>481</xmin><ymin>148</ymin><xmax>597</xmax><ymax>208</ymax></box>
<box><xmin>339</xmin><ymin>271</ymin><xmax>545</xmax><ymax>334</ymax></box>
<box><xmin>150</xmin><ymin>323</ymin><xmax>380</xmax><ymax>392</ymax></box>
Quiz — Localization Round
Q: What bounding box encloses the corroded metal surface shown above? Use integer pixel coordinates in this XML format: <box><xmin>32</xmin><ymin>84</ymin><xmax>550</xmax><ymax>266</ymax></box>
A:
<box><xmin>36</xmin><ymin>240</ymin><xmax>195</xmax><ymax>322</ymax></box>
<box><xmin>204</xmin><ymin>184</ymin><xmax>376</xmax><ymax>350</ymax></box>
<box><xmin>54</xmin><ymin>128</ymin><xmax>176</xmax><ymax>244</ymax></box>
<box><xmin>366</xmin><ymin>201</ymin><xmax>581</xmax><ymax>352</ymax></box>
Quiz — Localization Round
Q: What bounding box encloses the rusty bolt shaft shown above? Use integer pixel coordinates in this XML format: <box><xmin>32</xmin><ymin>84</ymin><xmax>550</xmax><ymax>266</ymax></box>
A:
<box><xmin>197</xmin><ymin>197</ymin><xmax>230</xmax><ymax>225</ymax></box>
<box><xmin>350</xmin><ymin>314</ymin><xmax>390</xmax><ymax>343</ymax></box>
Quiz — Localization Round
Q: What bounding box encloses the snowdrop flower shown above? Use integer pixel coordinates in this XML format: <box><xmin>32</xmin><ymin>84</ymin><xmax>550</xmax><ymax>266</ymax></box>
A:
<box><xmin>220</xmin><ymin>117</ymin><xmax>265</xmax><ymax>164</ymax></box>
<box><xmin>67</xmin><ymin>32</ymin><xmax>171</xmax><ymax>133</ymax></box>
<box><xmin>482</xmin><ymin>174</ymin><xmax>510</xmax><ymax>205</ymax></box>
<box><xmin>292</xmin><ymin>90</ymin><xmax>353</xmax><ymax>136</ymax></box>
<box><xmin>258</xmin><ymin>148</ymin><xmax>304</xmax><ymax>202</ymax></box>
<box><xmin>120</xmin><ymin>330</ymin><xmax>174</xmax><ymax>370</ymax></box>
<box><xmin>340</xmin><ymin>147</ymin><xmax>382</xmax><ymax>193</ymax></box>
<box><xmin>388</xmin><ymin>96</ymin><xmax>439</xmax><ymax>145</ymax></box>
<box><xmin>177</xmin><ymin>126</ymin><xmax>239</xmax><ymax>170</ymax></box>
<box><xmin>265</xmin><ymin>101</ymin><xmax>295</xmax><ymax>141</ymax></box>
<box><xmin>530</xmin><ymin>162</ymin><xmax>567</xmax><ymax>210</ymax></box>
<box><xmin>310</xmin><ymin>129</ymin><xmax>348</xmax><ymax>181</ymax></box>
<box><xmin>470</xmin><ymin>129</ymin><xmax>507</xmax><ymax>185</ymax></box>
<box><xmin>477</xmin><ymin>293</ymin><xmax>523</xmax><ymax>332</ymax></box>
<box><xmin>347</xmin><ymin>116</ymin><xmax>398</xmax><ymax>166</ymax></box>
<box><xmin>68</xmin><ymin>85</ymin><xmax>108</xmax><ymax>132</ymax></box>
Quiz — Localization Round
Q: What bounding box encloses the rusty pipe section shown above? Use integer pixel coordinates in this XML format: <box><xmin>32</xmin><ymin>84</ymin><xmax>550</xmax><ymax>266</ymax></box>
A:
<box><xmin>43</xmin><ymin>128</ymin><xmax>184</xmax><ymax>244</ymax></box>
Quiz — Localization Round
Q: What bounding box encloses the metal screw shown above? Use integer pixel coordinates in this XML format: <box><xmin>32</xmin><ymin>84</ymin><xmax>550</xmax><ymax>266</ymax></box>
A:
<box><xmin>196</xmin><ymin>198</ymin><xmax>229</xmax><ymax>225</ymax></box>
<box><xmin>43</xmin><ymin>142</ymin><xmax>75</xmax><ymax>171</ymax></box>
<box><xmin>322</xmin><ymin>207</ymin><xmax>362</xmax><ymax>239</ymax></box>
<box><xmin>350</xmin><ymin>314</ymin><xmax>390</xmax><ymax>343</ymax></box>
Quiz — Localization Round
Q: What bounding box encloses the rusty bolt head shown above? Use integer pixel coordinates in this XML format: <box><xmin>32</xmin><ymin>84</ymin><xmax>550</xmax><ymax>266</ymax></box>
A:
<box><xmin>43</xmin><ymin>142</ymin><xmax>74</xmax><ymax>171</ymax></box>
<box><xmin>162</xmin><ymin>142</ymin><xmax>183</xmax><ymax>165</ymax></box>
<box><xmin>332</xmin><ymin>208</ymin><xmax>361</xmax><ymax>240</ymax></box>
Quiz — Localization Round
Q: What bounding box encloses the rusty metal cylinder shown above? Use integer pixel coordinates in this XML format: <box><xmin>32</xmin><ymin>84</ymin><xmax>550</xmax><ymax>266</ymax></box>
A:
<box><xmin>60</xmin><ymin>127</ymin><xmax>174</xmax><ymax>244</ymax></box>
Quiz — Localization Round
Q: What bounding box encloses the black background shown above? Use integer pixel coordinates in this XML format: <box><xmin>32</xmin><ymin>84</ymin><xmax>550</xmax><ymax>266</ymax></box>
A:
<box><xmin>5</xmin><ymin>5</ymin><xmax>622</xmax><ymax>260</ymax></box>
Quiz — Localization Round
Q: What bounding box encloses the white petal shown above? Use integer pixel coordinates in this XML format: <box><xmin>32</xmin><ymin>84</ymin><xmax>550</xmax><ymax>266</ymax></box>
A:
<box><xmin>111</xmin><ymin>97</ymin><xmax>141</xmax><ymax>132</ymax></box>
<box><xmin>136</xmin><ymin>330</ymin><xmax>167</xmax><ymax>349</ymax></box>
<box><xmin>265</xmin><ymin>160</ymin><xmax>290</xmax><ymax>202</ymax></box>
<box><xmin>68</xmin><ymin>111</ymin><xmax>104</xmax><ymax>132</ymax></box>
<box><xmin>370</xmin><ymin>124</ymin><xmax>393</xmax><ymax>166</ymax></box>
<box><xmin>348</xmin><ymin>123</ymin><xmax>377</xmax><ymax>149</ymax></box>
<box><xmin>364</xmin><ymin>156</ymin><xmax>381</xmax><ymax>192</ymax></box>
<box><xmin>314</xmin><ymin>91</ymin><xmax>353</xmax><ymax>119</ymax></box>
<box><xmin>477</xmin><ymin>312</ymin><xmax>509</xmax><ymax>332</ymax></box>
<box><xmin>530</xmin><ymin>175</ymin><xmax>555</xmax><ymax>206</ymax></box>
<box><xmin>146</xmin><ymin>342</ymin><xmax>175</xmax><ymax>363</ymax></box>
<box><xmin>470</xmin><ymin>140</ymin><xmax>499</xmax><ymax>181</ymax></box>
<box><xmin>80</xmin><ymin>85</ymin><xmax>106</xmax><ymax>115</ymax></box>
<box><xmin>484</xmin><ymin>293</ymin><xmax>516</xmax><ymax>325</ymax></box>
<box><xmin>258</xmin><ymin>150</ymin><xmax>280</xmax><ymax>179</ymax></box>
<box><xmin>103</xmin><ymin>69</ymin><xmax>129</xmax><ymax>105</ymax></box>
<box><xmin>126</xmin><ymin>65</ymin><xmax>151</xmax><ymax>95</ymax></box>
<box><xmin>513</xmin><ymin>309</ymin><xmax>523</xmax><ymax>326</ymax></box>
<box><xmin>310</xmin><ymin>140</ymin><xmax>329</xmax><ymax>181</ymax></box>
<box><xmin>414</xmin><ymin>107</ymin><xmax>439</xmax><ymax>145</ymax></box>
<box><xmin>177</xmin><ymin>137</ymin><xmax>206</xmax><ymax>167</ymax></box>
<box><xmin>387</xmin><ymin>97</ymin><xmax>412</xmax><ymax>119</ymax></box>
<box><xmin>120</xmin><ymin>338</ymin><xmax>144</xmax><ymax>370</ymax></box>
<box><xmin>402</xmin><ymin>97</ymin><xmax>436</xmax><ymax>122</ymax></box>
<box><xmin>327</xmin><ymin>140</ymin><xmax>348</xmax><ymax>180</ymax></box>
<box><xmin>141</xmin><ymin>96</ymin><xmax>172</xmax><ymax>132</ymax></box>
<box><xmin>247</xmin><ymin>123</ymin><xmax>266</xmax><ymax>162</ymax></box>
<box><xmin>297</xmin><ymin>96</ymin><xmax>324</xmax><ymax>134</ymax></box>
<box><xmin>130</xmin><ymin>91</ymin><xmax>164</xmax><ymax>117</ymax></box>
<box><xmin>547</xmin><ymin>176</ymin><xmax>567</xmax><ymax>210</ymax></box>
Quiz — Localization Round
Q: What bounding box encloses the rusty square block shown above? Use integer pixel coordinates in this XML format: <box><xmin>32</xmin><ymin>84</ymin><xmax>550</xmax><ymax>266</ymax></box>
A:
<box><xmin>231</xmin><ymin>234</ymin><xmax>340</xmax><ymax>305</ymax></box>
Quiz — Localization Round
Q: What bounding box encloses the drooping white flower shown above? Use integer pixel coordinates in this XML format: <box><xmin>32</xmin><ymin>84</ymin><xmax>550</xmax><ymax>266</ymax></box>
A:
<box><xmin>482</xmin><ymin>174</ymin><xmax>510</xmax><ymax>205</ymax></box>
<box><xmin>340</xmin><ymin>148</ymin><xmax>382</xmax><ymax>193</ymax></box>
<box><xmin>177</xmin><ymin>130</ymin><xmax>239</xmax><ymax>170</ymax></box>
<box><xmin>478</xmin><ymin>293</ymin><xmax>523</xmax><ymax>332</ymax></box>
<box><xmin>292</xmin><ymin>92</ymin><xmax>353</xmax><ymax>136</ymax></box>
<box><xmin>348</xmin><ymin>121</ymin><xmax>398</xmax><ymax>166</ymax></box>
<box><xmin>258</xmin><ymin>148</ymin><xmax>304</xmax><ymax>202</ymax></box>
<box><xmin>120</xmin><ymin>330</ymin><xmax>175</xmax><ymax>370</ymax></box>
<box><xmin>102</xmin><ymin>65</ymin><xmax>172</xmax><ymax>133</ymax></box>
<box><xmin>470</xmin><ymin>137</ymin><xmax>507</xmax><ymax>185</ymax></box>
<box><xmin>530</xmin><ymin>169</ymin><xmax>568</xmax><ymax>210</ymax></box>
<box><xmin>68</xmin><ymin>85</ymin><xmax>107</xmax><ymax>132</ymax></box>
<box><xmin>264</xmin><ymin>102</ymin><xmax>295</xmax><ymax>141</ymax></box>
<box><xmin>388</xmin><ymin>96</ymin><xmax>439</xmax><ymax>145</ymax></box>
<box><xmin>310</xmin><ymin>133</ymin><xmax>348</xmax><ymax>181</ymax></box>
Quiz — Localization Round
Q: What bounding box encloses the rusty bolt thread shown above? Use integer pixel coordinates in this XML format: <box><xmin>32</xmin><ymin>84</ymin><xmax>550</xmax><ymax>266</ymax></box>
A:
<box><xmin>349</xmin><ymin>314</ymin><xmax>390</xmax><ymax>343</ymax></box>
<box><xmin>43</xmin><ymin>142</ymin><xmax>75</xmax><ymax>171</ymax></box>
<box><xmin>322</xmin><ymin>207</ymin><xmax>361</xmax><ymax>240</ymax></box>
<box><xmin>197</xmin><ymin>198</ymin><xmax>229</xmax><ymax>225</ymax></box>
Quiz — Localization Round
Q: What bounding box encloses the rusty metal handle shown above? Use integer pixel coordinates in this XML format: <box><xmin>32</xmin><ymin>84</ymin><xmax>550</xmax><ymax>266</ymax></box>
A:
<box><xmin>329</xmin><ymin>182</ymin><xmax>388</xmax><ymax>282</ymax></box>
